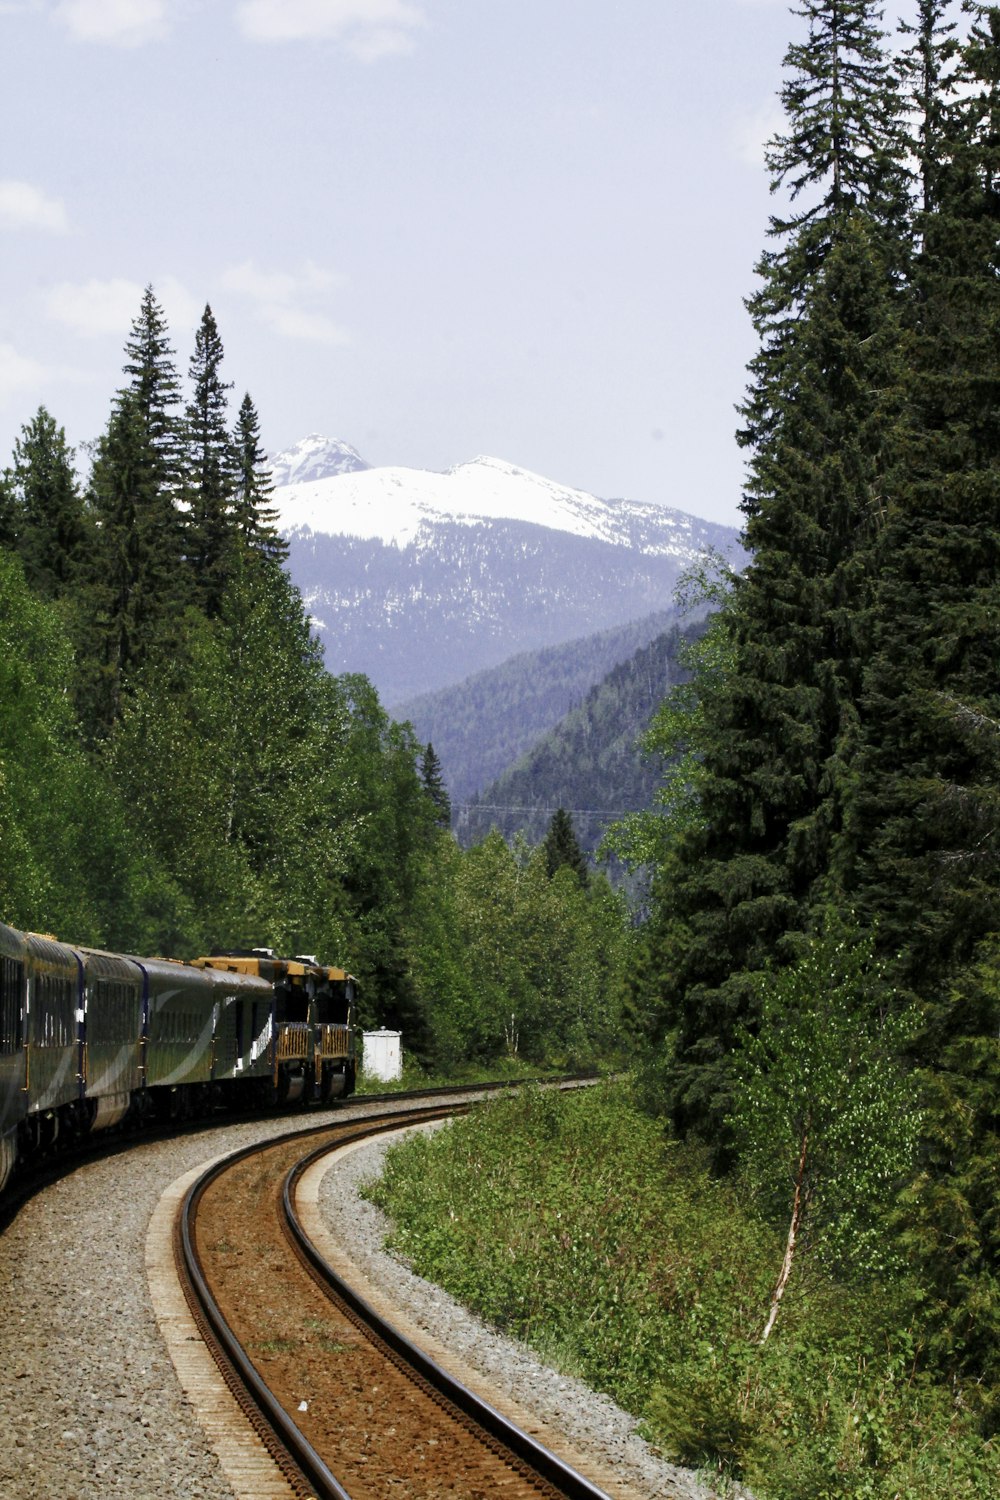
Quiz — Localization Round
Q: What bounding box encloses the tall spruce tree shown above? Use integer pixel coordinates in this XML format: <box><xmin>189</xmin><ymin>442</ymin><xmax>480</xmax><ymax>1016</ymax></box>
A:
<box><xmin>419</xmin><ymin>742</ymin><xmax>451</xmax><ymax>829</ymax></box>
<box><xmin>120</xmin><ymin>284</ymin><xmax>185</xmax><ymax>499</ymax></box>
<box><xmin>848</xmin><ymin>3</ymin><xmax>1000</xmax><ymax>991</ymax></box>
<box><xmin>184</xmin><ymin>304</ymin><xmax>237</xmax><ymax>614</ymax></box>
<box><xmin>74</xmin><ymin>290</ymin><xmax>191</xmax><ymax>737</ymax></box>
<box><xmin>232</xmin><ymin>391</ymin><xmax>288</xmax><ymax>566</ymax></box>
<box><xmin>898</xmin><ymin>0</ymin><xmax>960</xmax><ymax>215</ymax></box>
<box><xmin>648</xmin><ymin>0</ymin><xmax>910</xmax><ymax>1142</ymax></box>
<box><xmin>842</xmin><ymin>7</ymin><xmax>1000</xmax><ymax>1392</ymax></box>
<box><xmin>81</xmin><ymin>388</ymin><xmax>186</xmax><ymax>738</ymax></box>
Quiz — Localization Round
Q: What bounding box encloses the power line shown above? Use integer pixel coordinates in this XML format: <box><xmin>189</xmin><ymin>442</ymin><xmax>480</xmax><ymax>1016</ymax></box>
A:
<box><xmin>450</xmin><ymin>803</ymin><xmax>648</xmax><ymax>819</ymax></box>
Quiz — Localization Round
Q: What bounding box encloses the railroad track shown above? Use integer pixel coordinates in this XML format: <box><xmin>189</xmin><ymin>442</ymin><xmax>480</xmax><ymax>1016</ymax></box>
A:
<box><xmin>176</xmin><ymin>1092</ymin><xmax>613</xmax><ymax>1500</ymax></box>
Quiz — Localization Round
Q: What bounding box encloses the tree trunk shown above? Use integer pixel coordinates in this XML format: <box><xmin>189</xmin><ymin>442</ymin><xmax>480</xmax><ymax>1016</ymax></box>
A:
<box><xmin>760</xmin><ymin>1123</ymin><xmax>808</xmax><ymax>1344</ymax></box>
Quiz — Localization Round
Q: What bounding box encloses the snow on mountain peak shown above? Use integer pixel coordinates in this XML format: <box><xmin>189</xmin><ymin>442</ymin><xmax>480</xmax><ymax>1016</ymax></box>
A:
<box><xmin>271</xmin><ymin>439</ymin><xmax>734</xmax><ymax>564</ymax></box>
<box><xmin>269</xmin><ymin>434</ymin><xmax>369</xmax><ymax>488</ymax></box>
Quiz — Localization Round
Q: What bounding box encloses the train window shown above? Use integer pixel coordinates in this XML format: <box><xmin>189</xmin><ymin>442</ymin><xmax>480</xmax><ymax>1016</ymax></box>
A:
<box><xmin>0</xmin><ymin>958</ymin><xmax>23</xmax><ymax>1053</ymax></box>
<box><xmin>35</xmin><ymin>974</ymin><xmax>75</xmax><ymax>1047</ymax></box>
<box><xmin>92</xmin><ymin>978</ymin><xmax>140</xmax><ymax>1033</ymax></box>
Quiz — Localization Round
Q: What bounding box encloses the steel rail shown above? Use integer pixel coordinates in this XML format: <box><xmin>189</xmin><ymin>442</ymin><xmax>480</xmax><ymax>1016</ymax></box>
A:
<box><xmin>178</xmin><ymin>1100</ymin><xmax>471</xmax><ymax>1499</ymax></box>
<box><xmin>283</xmin><ymin>1122</ymin><xmax>615</xmax><ymax>1500</ymax></box>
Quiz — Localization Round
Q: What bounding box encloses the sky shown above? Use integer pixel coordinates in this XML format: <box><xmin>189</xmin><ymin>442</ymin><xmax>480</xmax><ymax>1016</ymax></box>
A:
<box><xmin>1</xmin><ymin>0</ymin><xmax>922</xmax><ymax>528</ymax></box>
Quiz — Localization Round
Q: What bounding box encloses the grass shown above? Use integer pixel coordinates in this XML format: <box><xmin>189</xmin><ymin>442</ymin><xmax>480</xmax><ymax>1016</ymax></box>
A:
<box><xmin>363</xmin><ymin>1079</ymin><xmax>999</xmax><ymax>1499</ymax></box>
<box><xmin>352</xmin><ymin>1052</ymin><xmax>571</xmax><ymax>1094</ymax></box>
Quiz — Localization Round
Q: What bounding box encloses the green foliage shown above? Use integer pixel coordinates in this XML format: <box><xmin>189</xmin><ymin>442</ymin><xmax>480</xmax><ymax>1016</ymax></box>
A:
<box><xmin>0</xmin><ymin>550</ymin><xmax>156</xmax><ymax>943</ymax></box>
<box><xmin>402</xmin><ymin>830</ymin><xmax>632</xmax><ymax>1068</ymax></box>
<box><xmin>541</xmin><ymin>807</ymin><xmax>588</xmax><ymax>886</ymax></box>
<box><xmin>730</xmin><ymin>923</ymin><xmax>920</xmax><ymax>1284</ymax></box>
<box><xmin>896</xmin><ymin>939</ymin><xmax>1000</xmax><ymax>1411</ymax></box>
<box><xmin>0</xmin><ymin>467</ymin><xmax>16</xmax><ymax>550</ymax></box>
<box><xmin>368</xmin><ymin>1082</ymin><xmax>998</xmax><ymax>1497</ymax></box>
<box><xmin>8</xmin><ymin>406</ymin><xmax>89</xmax><ymax>600</ymax></box>
<box><xmin>605</xmin><ymin>557</ymin><xmax>734</xmax><ymax>872</ymax></box>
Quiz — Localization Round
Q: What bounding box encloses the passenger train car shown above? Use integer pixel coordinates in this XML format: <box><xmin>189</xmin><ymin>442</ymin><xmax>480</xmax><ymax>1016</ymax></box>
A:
<box><xmin>0</xmin><ymin>920</ymin><xmax>357</xmax><ymax>1194</ymax></box>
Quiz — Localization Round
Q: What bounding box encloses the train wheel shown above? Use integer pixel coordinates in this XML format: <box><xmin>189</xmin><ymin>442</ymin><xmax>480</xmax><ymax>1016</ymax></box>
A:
<box><xmin>0</xmin><ymin>1132</ymin><xmax>16</xmax><ymax>1194</ymax></box>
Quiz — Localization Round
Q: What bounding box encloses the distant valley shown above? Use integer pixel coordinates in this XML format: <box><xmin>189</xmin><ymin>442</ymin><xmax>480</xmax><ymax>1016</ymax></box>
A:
<box><xmin>273</xmin><ymin>436</ymin><xmax>741</xmax><ymax>842</ymax></box>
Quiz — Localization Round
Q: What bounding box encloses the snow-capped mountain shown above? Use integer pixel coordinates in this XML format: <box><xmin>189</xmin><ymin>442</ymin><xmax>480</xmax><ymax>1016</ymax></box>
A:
<box><xmin>272</xmin><ymin>442</ymin><xmax>718</xmax><ymax>560</ymax></box>
<box><xmin>270</xmin><ymin>437</ymin><xmax>744</xmax><ymax>706</ymax></box>
<box><xmin>268</xmin><ymin>434</ymin><xmax>368</xmax><ymax>488</ymax></box>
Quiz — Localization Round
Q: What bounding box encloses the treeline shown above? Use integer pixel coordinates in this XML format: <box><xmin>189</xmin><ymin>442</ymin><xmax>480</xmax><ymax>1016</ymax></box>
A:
<box><xmin>622</xmin><ymin>0</ymin><xmax>1000</xmax><ymax>1432</ymax></box>
<box><xmin>0</xmin><ymin>288</ymin><xmax>633</xmax><ymax>1067</ymax></box>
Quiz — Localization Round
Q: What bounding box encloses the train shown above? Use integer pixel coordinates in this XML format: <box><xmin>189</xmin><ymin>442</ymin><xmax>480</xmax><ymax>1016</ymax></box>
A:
<box><xmin>0</xmin><ymin>919</ymin><xmax>357</xmax><ymax>1195</ymax></box>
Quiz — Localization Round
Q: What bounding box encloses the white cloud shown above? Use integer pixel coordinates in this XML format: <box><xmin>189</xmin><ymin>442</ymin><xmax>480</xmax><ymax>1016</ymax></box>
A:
<box><xmin>235</xmin><ymin>0</ymin><xmax>425</xmax><ymax>58</ymax></box>
<box><xmin>52</xmin><ymin>0</ymin><xmax>169</xmax><ymax>47</ymax></box>
<box><xmin>45</xmin><ymin>275</ymin><xmax>201</xmax><ymax>340</ymax></box>
<box><xmin>158</xmin><ymin>277</ymin><xmax>207</xmax><ymax>339</ymax></box>
<box><xmin>0</xmin><ymin>342</ymin><xmax>47</xmax><ymax>404</ymax></box>
<box><xmin>46</xmin><ymin>277</ymin><xmax>143</xmax><ymax>336</ymax></box>
<box><xmin>221</xmin><ymin>260</ymin><xmax>340</xmax><ymax>304</ymax></box>
<box><xmin>264</xmin><ymin>305</ymin><xmax>349</xmax><ymax>343</ymax></box>
<box><xmin>221</xmin><ymin>259</ymin><xmax>349</xmax><ymax>345</ymax></box>
<box><xmin>0</xmin><ymin>180</ymin><xmax>68</xmax><ymax>232</ymax></box>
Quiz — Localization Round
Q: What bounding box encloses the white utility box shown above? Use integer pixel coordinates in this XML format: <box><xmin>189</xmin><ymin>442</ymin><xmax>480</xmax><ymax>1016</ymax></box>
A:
<box><xmin>361</xmin><ymin>1028</ymin><xmax>402</xmax><ymax>1082</ymax></box>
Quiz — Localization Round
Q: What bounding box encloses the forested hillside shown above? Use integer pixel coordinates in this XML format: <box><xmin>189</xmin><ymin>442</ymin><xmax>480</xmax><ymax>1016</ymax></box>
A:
<box><xmin>454</xmin><ymin>620</ymin><xmax>705</xmax><ymax>857</ymax></box>
<box><xmin>394</xmin><ymin>606</ymin><xmax>689</xmax><ymax>802</ymax></box>
<box><xmin>0</xmin><ymin>289</ymin><xmax>635</xmax><ymax>1072</ymax></box>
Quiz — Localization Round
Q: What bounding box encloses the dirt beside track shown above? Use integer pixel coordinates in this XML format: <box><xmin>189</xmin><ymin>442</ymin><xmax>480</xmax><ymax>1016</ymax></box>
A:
<box><xmin>194</xmin><ymin>1130</ymin><xmax>562</xmax><ymax>1498</ymax></box>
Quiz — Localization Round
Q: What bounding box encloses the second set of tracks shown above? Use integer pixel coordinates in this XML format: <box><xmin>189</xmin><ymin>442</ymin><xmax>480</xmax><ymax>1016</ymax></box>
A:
<box><xmin>176</xmin><ymin>1090</ymin><xmax>613</xmax><ymax>1500</ymax></box>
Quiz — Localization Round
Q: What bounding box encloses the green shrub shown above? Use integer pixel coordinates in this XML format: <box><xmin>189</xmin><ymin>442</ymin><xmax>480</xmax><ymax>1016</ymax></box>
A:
<box><xmin>365</xmin><ymin>1080</ymin><xmax>1000</xmax><ymax>1498</ymax></box>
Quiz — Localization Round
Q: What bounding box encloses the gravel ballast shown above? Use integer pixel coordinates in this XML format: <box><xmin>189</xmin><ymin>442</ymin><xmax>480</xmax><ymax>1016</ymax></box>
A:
<box><xmin>0</xmin><ymin>1101</ymin><xmax>740</xmax><ymax>1500</ymax></box>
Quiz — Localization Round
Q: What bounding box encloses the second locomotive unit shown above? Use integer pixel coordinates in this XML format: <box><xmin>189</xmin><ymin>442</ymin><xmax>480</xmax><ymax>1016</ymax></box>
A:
<box><xmin>0</xmin><ymin>921</ymin><xmax>357</xmax><ymax>1195</ymax></box>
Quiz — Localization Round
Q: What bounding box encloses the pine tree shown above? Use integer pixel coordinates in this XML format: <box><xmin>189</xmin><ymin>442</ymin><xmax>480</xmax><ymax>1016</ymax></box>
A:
<box><xmin>542</xmin><ymin>808</ymin><xmax>589</xmax><ymax>887</ymax></box>
<box><xmin>419</xmin><ymin>742</ymin><xmax>451</xmax><ymax>829</ymax></box>
<box><xmin>120</xmin><ymin>284</ymin><xmax>185</xmax><ymax>498</ymax></box>
<box><xmin>70</xmin><ymin>291</ymin><xmax>190</xmax><ymax>738</ymax></box>
<box><xmin>848</xmin><ymin>4</ymin><xmax>1000</xmax><ymax>991</ymax></box>
<box><xmin>80</xmin><ymin>389</ymin><xmax>186</xmax><ymax>738</ymax></box>
<box><xmin>898</xmin><ymin>0</ymin><xmax>960</xmax><ymax>215</ymax></box>
<box><xmin>649</xmin><ymin>0</ymin><xmax>910</xmax><ymax>1142</ymax></box>
<box><xmin>840</xmin><ymin>9</ymin><xmax>1000</xmax><ymax>1391</ymax></box>
<box><xmin>232</xmin><ymin>391</ymin><xmax>288</xmax><ymax>566</ymax></box>
<box><xmin>183</xmin><ymin>304</ymin><xmax>237</xmax><ymax>614</ymax></box>
<box><xmin>9</xmin><ymin>405</ymin><xmax>89</xmax><ymax>599</ymax></box>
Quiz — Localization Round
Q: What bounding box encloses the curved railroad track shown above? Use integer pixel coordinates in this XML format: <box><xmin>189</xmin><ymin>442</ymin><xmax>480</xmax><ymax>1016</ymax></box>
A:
<box><xmin>176</xmin><ymin>1091</ymin><xmax>613</xmax><ymax>1500</ymax></box>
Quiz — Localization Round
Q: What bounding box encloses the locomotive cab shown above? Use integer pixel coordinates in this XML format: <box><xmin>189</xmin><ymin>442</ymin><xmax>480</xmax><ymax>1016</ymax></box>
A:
<box><xmin>192</xmin><ymin>949</ymin><xmax>357</xmax><ymax>1106</ymax></box>
<box><xmin>311</xmin><ymin>966</ymin><xmax>357</xmax><ymax>1102</ymax></box>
